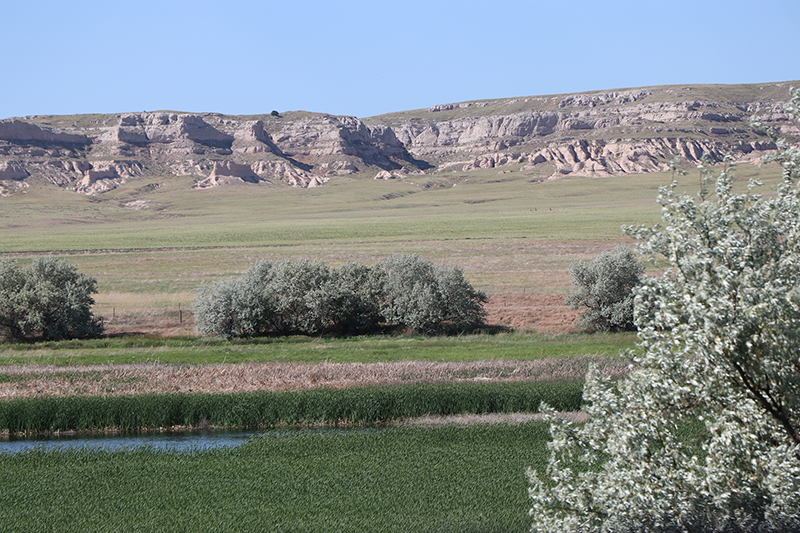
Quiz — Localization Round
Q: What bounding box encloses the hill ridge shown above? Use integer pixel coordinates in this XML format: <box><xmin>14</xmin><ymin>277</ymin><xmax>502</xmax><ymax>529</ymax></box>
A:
<box><xmin>1</xmin><ymin>81</ymin><xmax>797</xmax><ymax>197</ymax></box>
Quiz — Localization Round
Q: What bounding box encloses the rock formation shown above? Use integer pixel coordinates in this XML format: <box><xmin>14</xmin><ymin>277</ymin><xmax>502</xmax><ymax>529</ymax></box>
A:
<box><xmin>0</xmin><ymin>82</ymin><xmax>796</xmax><ymax>195</ymax></box>
<box><xmin>376</xmin><ymin>83</ymin><xmax>796</xmax><ymax>179</ymax></box>
<box><xmin>0</xmin><ymin>160</ymin><xmax>28</xmax><ymax>180</ymax></box>
<box><xmin>0</xmin><ymin>110</ymin><xmax>425</xmax><ymax>194</ymax></box>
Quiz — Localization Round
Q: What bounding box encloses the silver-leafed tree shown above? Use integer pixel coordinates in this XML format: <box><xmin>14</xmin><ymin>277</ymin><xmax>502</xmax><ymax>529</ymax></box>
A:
<box><xmin>529</xmin><ymin>88</ymin><xmax>800</xmax><ymax>532</ymax></box>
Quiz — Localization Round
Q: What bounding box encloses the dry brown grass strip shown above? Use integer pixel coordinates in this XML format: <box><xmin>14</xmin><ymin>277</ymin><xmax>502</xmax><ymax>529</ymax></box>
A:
<box><xmin>401</xmin><ymin>411</ymin><xmax>590</xmax><ymax>427</ymax></box>
<box><xmin>0</xmin><ymin>357</ymin><xmax>630</xmax><ymax>399</ymax></box>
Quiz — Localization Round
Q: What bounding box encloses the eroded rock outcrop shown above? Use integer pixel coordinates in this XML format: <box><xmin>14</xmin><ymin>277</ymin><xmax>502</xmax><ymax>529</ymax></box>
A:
<box><xmin>111</xmin><ymin>113</ymin><xmax>234</xmax><ymax>147</ymax></box>
<box><xmin>232</xmin><ymin>121</ymin><xmax>283</xmax><ymax>156</ymax></box>
<box><xmin>0</xmin><ymin>161</ymin><xmax>28</xmax><ymax>180</ymax></box>
<box><xmin>72</xmin><ymin>160</ymin><xmax>145</xmax><ymax>194</ymax></box>
<box><xmin>0</xmin><ymin>119</ymin><xmax>90</xmax><ymax>146</ymax></box>
<box><xmin>192</xmin><ymin>160</ymin><xmax>263</xmax><ymax>189</ymax></box>
<box><xmin>270</xmin><ymin>115</ymin><xmax>414</xmax><ymax>171</ymax></box>
<box><xmin>251</xmin><ymin>160</ymin><xmax>327</xmax><ymax>187</ymax></box>
<box><xmin>1</xmin><ymin>82</ymin><xmax>795</xmax><ymax>195</ymax></box>
<box><xmin>382</xmin><ymin>84</ymin><xmax>796</xmax><ymax>179</ymax></box>
<box><xmin>0</xmin><ymin>111</ymin><xmax>427</xmax><ymax>194</ymax></box>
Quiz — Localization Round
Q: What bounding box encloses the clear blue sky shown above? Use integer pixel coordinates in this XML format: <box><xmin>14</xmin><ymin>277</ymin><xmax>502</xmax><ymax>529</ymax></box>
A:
<box><xmin>2</xmin><ymin>0</ymin><xmax>798</xmax><ymax>119</ymax></box>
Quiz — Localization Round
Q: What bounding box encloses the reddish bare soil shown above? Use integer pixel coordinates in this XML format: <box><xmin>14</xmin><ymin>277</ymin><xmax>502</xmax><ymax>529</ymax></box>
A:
<box><xmin>484</xmin><ymin>293</ymin><xmax>580</xmax><ymax>333</ymax></box>
<box><xmin>101</xmin><ymin>292</ymin><xmax>581</xmax><ymax>337</ymax></box>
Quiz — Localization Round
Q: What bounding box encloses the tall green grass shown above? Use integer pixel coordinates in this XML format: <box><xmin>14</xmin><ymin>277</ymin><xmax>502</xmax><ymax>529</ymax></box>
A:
<box><xmin>0</xmin><ymin>422</ymin><xmax>552</xmax><ymax>532</ymax></box>
<box><xmin>0</xmin><ymin>380</ymin><xmax>583</xmax><ymax>433</ymax></box>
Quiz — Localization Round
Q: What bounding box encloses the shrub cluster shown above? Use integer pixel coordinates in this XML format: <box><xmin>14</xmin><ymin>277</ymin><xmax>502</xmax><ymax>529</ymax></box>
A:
<box><xmin>193</xmin><ymin>254</ymin><xmax>487</xmax><ymax>338</ymax></box>
<box><xmin>0</xmin><ymin>257</ymin><xmax>103</xmax><ymax>342</ymax></box>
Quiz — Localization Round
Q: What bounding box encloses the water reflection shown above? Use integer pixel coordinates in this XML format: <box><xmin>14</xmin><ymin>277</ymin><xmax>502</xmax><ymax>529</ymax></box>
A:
<box><xmin>0</xmin><ymin>426</ymin><xmax>383</xmax><ymax>454</ymax></box>
<box><xmin>0</xmin><ymin>429</ymin><xmax>259</xmax><ymax>454</ymax></box>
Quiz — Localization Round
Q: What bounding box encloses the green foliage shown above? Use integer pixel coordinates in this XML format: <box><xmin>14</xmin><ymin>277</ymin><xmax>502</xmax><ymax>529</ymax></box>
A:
<box><xmin>566</xmin><ymin>245</ymin><xmax>644</xmax><ymax>332</ymax></box>
<box><xmin>0</xmin><ymin>381</ymin><xmax>583</xmax><ymax>433</ymax></box>
<box><xmin>267</xmin><ymin>259</ymin><xmax>336</xmax><ymax>335</ymax></box>
<box><xmin>0</xmin><ymin>257</ymin><xmax>103</xmax><ymax>342</ymax></box>
<box><xmin>324</xmin><ymin>261</ymin><xmax>384</xmax><ymax>335</ymax></box>
<box><xmin>193</xmin><ymin>255</ymin><xmax>486</xmax><ymax>338</ymax></box>
<box><xmin>529</xmin><ymin>89</ymin><xmax>800</xmax><ymax>532</ymax></box>
<box><xmin>376</xmin><ymin>254</ymin><xmax>487</xmax><ymax>333</ymax></box>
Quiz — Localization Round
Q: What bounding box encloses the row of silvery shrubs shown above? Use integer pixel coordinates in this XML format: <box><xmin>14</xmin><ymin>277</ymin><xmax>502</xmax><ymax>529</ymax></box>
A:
<box><xmin>193</xmin><ymin>254</ymin><xmax>487</xmax><ymax>338</ymax></box>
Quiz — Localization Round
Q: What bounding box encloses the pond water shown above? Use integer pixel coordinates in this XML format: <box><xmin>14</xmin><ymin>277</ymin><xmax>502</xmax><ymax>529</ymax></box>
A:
<box><xmin>0</xmin><ymin>429</ymin><xmax>260</xmax><ymax>454</ymax></box>
<box><xmin>0</xmin><ymin>427</ymin><xmax>383</xmax><ymax>455</ymax></box>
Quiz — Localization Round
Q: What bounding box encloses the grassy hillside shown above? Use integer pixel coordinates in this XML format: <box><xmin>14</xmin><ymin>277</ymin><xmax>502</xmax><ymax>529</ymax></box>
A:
<box><xmin>0</xmin><ymin>155</ymin><xmax>784</xmax><ymax>331</ymax></box>
<box><xmin>367</xmin><ymin>81</ymin><xmax>797</xmax><ymax>124</ymax></box>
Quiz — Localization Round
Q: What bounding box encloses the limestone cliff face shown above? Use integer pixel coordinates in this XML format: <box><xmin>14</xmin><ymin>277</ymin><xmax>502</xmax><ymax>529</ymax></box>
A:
<box><xmin>0</xmin><ymin>82</ymin><xmax>796</xmax><ymax>195</ymax></box>
<box><xmin>375</xmin><ymin>84</ymin><xmax>795</xmax><ymax>178</ymax></box>
<box><xmin>0</xmin><ymin>119</ymin><xmax>91</xmax><ymax>146</ymax></box>
<box><xmin>0</xmin><ymin>111</ymin><xmax>419</xmax><ymax>194</ymax></box>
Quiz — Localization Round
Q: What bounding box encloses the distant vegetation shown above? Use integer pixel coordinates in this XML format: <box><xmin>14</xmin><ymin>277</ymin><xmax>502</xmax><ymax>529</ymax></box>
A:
<box><xmin>566</xmin><ymin>245</ymin><xmax>644</xmax><ymax>332</ymax></box>
<box><xmin>0</xmin><ymin>257</ymin><xmax>102</xmax><ymax>342</ymax></box>
<box><xmin>193</xmin><ymin>254</ymin><xmax>487</xmax><ymax>338</ymax></box>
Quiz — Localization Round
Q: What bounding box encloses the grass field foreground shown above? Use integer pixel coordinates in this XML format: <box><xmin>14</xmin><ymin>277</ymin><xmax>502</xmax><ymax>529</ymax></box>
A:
<box><xmin>0</xmin><ymin>422</ymin><xmax>552</xmax><ymax>532</ymax></box>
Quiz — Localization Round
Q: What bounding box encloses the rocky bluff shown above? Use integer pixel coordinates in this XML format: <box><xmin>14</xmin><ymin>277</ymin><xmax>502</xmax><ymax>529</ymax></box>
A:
<box><xmin>0</xmin><ymin>82</ymin><xmax>796</xmax><ymax>195</ymax></box>
<box><xmin>0</xmin><ymin>112</ymin><xmax>419</xmax><ymax>194</ymax></box>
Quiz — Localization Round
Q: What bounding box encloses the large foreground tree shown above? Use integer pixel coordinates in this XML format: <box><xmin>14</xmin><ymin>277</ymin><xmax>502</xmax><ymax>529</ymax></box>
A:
<box><xmin>529</xmin><ymin>89</ymin><xmax>800</xmax><ymax>532</ymax></box>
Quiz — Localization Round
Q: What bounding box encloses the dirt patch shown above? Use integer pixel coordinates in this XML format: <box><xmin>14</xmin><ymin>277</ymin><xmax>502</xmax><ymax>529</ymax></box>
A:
<box><xmin>101</xmin><ymin>311</ymin><xmax>195</xmax><ymax>337</ymax></box>
<box><xmin>484</xmin><ymin>293</ymin><xmax>580</xmax><ymax>333</ymax></box>
<box><xmin>0</xmin><ymin>358</ymin><xmax>629</xmax><ymax>399</ymax></box>
<box><xmin>99</xmin><ymin>291</ymin><xmax>581</xmax><ymax>337</ymax></box>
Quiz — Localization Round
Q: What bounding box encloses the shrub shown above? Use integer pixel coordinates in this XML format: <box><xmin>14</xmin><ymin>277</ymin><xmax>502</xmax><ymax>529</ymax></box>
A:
<box><xmin>324</xmin><ymin>261</ymin><xmax>383</xmax><ymax>335</ymax></box>
<box><xmin>266</xmin><ymin>259</ymin><xmax>334</xmax><ymax>335</ymax></box>
<box><xmin>0</xmin><ymin>257</ymin><xmax>103</xmax><ymax>342</ymax></box>
<box><xmin>528</xmin><ymin>90</ymin><xmax>800</xmax><ymax>532</ymax></box>
<box><xmin>193</xmin><ymin>255</ymin><xmax>486</xmax><ymax>338</ymax></box>
<box><xmin>375</xmin><ymin>254</ymin><xmax>487</xmax><ymax>333</ymax></box>
<box><xmin>566</xmin><ymin>245</ymin><xmax>643</xmax><ymax>332</ymax></box>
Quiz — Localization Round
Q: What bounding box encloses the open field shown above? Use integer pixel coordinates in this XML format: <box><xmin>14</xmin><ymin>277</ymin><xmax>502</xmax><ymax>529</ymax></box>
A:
<box><xmin>0</xmin><ymin>332</ymin><xmax>637</xmax><ymax>366</ymax></box>
<box><xmin>0</xmin><ymin>161</ymin><xmax>783</xmax><ymax>336</ymax></box>
<box><xmin>0</xmin><ymin>332</ymin><xmax>635</xmax><ymax>402</ymax></box>
<box><xmin>0</xmin><ymin>161</ymin><xmax>780</xmax><ymax>530</ymax></box>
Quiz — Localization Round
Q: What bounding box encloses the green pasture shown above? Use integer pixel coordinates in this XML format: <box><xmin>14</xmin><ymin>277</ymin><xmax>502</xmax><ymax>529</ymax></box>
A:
<box><xmin>1</xmin><ymin>175</ymin><xmax>664</xmax><ymax>252</ymax></box>
<box><xmin>0</xmin><ymin>162</ymin><xmax>782</xmax><ymax>319</ymax></box>
<box><xmin>0</xmin><ymin>163</ymin><xmax>780</xmax><ymax>255</ymax></box>
<box><xmin>4</xmin><ymin>166</ymin><xmax>762</xmax><ymax>253</ymax></box>
<box><xmin>0</xmin><ymin>423</ymin><xmax>551</xmax><ymax>532</ymax></box>
<box><xmin>0</xmin><ymin>331</ymin><xmax>637</xmax><ymax>366</ymax></box>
